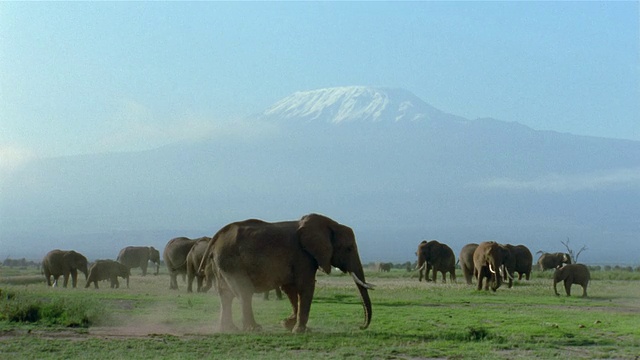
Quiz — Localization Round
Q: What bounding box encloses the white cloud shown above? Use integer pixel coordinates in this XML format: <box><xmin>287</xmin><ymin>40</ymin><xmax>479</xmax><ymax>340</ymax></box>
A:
<box><xmin>472</xmin><ymin>168</ymin><xmax>640</xmax><ymax>192</ymax></box>
<box><xmin>94</xmin><ymin>100</ymin><xmax>277</xmax><ymax>153</ymax></box>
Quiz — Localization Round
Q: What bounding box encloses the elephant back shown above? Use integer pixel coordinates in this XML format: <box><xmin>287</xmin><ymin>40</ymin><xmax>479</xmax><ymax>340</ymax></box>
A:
<box><xmin>163</xmin><ymin>237</ymin><xmax>199</xmax><ymax>272</ymax></box>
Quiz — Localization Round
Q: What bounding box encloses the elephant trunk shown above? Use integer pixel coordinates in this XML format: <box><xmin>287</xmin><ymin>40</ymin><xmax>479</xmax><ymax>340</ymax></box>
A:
<box><xmin>349</xmin><ymin>269</ymin><xmax>373</xmax><ymax>330</ymax></box>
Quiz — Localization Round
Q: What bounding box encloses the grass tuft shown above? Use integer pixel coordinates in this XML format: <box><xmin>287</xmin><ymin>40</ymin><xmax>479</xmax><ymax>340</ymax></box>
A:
<box><xmin>0</xmin><ymin>290</ymin><xmax>100</xmax><ymax>328</ymax></box>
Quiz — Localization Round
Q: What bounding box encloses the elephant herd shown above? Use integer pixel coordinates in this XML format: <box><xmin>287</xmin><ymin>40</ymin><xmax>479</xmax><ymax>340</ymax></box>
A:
<box><xmin>415</xmin><ymin>240</ymin><xmax>589</xmax><ymax>296</ymax></box>
<box><xmin>38</xmin><ymin>213</ymin><xmax>591</xmax><ymax>334</ymax></box>
<box><xmin>41</xmin><ymin>246</ymin><xmax>161</xmax><ymax>290</ymax></box>
<box><xmin>38</xmin><ymin>214</ymin><xmax>372</xmax><ymax>333</ymax></box>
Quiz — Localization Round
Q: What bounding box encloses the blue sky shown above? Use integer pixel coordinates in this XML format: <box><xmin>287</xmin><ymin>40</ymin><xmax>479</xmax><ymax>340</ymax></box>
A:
<box><xmin>1</xmin><ymin>1</ymin><xmax>639</xmax><ymax>166</ymax></box>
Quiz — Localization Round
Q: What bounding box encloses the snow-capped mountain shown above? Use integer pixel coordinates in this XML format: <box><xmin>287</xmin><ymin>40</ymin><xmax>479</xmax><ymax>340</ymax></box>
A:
<box><xmin>261</xmin><ymin>86</ymin><xmax>466</xmax><ymax>124</ymax></box>
<box><xmin>2</xmin><ymin>86</ymin><xmax>639</xmax><ymax>264</ymax></box>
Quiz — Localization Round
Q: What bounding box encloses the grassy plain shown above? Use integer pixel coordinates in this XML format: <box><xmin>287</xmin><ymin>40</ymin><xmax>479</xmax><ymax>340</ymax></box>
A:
<box><xmin>1</xmin><ymin>267</ymin><xmax>639</xmax><ymax>359</ymax></box>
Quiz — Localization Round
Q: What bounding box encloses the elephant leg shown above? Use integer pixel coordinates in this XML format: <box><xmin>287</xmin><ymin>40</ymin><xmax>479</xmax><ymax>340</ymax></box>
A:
<box><xmin>239</xmin><ymin>294</ymin><xmax>260</xmax><ymax>331</ymax></box>
<box><xmin>72</xmin><ymin>270</ymin><xmax>79</xmax><ymax>288</ymax></box>
<box><xmin>293</xmin><ymin>282</ymin><xmax>316</xmax><ymax>333</ymax></box>
<box><xmin>281</xmin><ymin>284</ymin><xmax>298</xmax><ymax>330</ymax></box>
<box><xmin>187</xmin><ymin>273</ymin><xmax>195</xmax><ymax>293</ymax></box>
<box><xmin>463</xmin><ymin>268</ymin><xmax>472</xmax><ymax>285</ymax></box>
<box><xmin>141</xmin><ymin>264</ymin><xmax>147</xmax><ymax>276</ymax></box>
<box><xmin>581</xmin><ymin>285</ymin><xmax>587</xmax><ymax>297</ymax></box>
<box><xmin>63</xmin><ymin>273</ymin><xmax>70</xmax><ymax>288</ymax></box>
<box><xmin>218</xmin><ymin>288</ymin><xmax>237</xmax><ymax>332</ymax></box>
<box><xmin>564</xmin><ymin>281</ymin><xmax>572</xmax><ymax>296</ymax></box>
<box><xmin>197</xmin><ymin>276</ymin><xmax>204</xmax><ymax>293</ymax></box>
<box><xmin>169</xmin><ymin>272</ymin><xmax>178</xmax><ymax>290</ymax></box>
<box><xmin>222</xmin><ymin>273</ymin><xmax>259</xmax><ymax>331</ymax></box>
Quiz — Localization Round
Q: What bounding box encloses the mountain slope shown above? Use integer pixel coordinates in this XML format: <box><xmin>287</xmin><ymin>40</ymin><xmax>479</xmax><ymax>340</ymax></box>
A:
<box><xmin>1</xmin><ymin>86</ymin><xmax>639</xmax><ymax>264</ymax></box>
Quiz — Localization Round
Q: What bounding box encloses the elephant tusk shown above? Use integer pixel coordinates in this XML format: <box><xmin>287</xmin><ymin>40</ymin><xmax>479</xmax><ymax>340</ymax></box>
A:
<box><xmin>351</xmin><ymin>272</ymin><xmax>375</xmax><ymax>290</ymax></box>
<box><xmin>489</xmin><ymin>264</ymin><xmax>496</xmax><ymax>274</ymax></box>
<box><xmin>414</xmin><ymin>262</ymin><xmax>426</xmax><ymax>272</ymax></box>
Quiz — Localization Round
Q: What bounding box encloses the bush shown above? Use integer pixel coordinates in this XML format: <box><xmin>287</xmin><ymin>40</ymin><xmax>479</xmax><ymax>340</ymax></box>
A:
<box><xmin>0</xmin><ymin>291</ymin><xmax>99</xmax><ymax>328</ymax></box>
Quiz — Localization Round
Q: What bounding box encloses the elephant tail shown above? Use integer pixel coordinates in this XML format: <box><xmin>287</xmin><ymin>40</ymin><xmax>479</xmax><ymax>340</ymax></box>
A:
<box><xmin>197</xmin><ymin>236</ymin><xmax>219</xmax><ymax>274</ymax></box>
<box><xmin>169</xmin><ymin>258</ymin><xmax>189</xmax><ymax>273</ymax></box>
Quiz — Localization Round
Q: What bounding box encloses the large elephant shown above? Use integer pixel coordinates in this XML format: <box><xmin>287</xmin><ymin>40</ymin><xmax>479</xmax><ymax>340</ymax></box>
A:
<box><xmin>85</xmin><ymin>260</ymin><xmax>130</xmax><ymax>289</ymax></box>
<box><xmin>504</xmin><ymin>244</ymin><xmax>533</xmax><ymax>282</ymax></box>
<box><xmin>186</xmin><ymin>237</ymin><xmax>215</xmax><ymax>293</ymax></box>
<box><xmin>42</xmin><ymin>249</ymin><xmax>89</xmax><ymax>288</ymax></box>
<box><xmin>163</xmin><ymin>236</ymin><xmax>205</xmax><ymax>290</ymax></box>
<box><xmin>473</xmin><ymin>241</ymin><xmax>512</xmax><ymax>291</ymax></box>
<box><xmin>416</xmin><ymin>240</ymin><xmax>456</xmax><ymax>283</ymax></box>
<box><xmin>200</xmin><ymin>213</ymin><xmax>373</xmax><ymax>333</ymax></box>
<box><xmin>537</xmin><ymin>252</ymin><xmax>571</xmax><ymax>271</ymax></box>
<box><xmin>116</xmin><ymin>246</ymin><xmax>160</xmax><ymax>276</ymax></box>
<box><xmin>459</xmin><ymin>243</ymin><xmax>479</xmax><ymax>285</ymax></box>
<box><xmin>553</xmin><ymin>264</ymin><xmax>590</xmax><ymax>297</ymax></box>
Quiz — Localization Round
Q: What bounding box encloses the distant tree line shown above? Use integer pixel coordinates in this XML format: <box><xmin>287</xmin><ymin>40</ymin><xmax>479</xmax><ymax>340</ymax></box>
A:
<box><xmin>2</xmin><ymin>258</ymin><xmax>41</xmax><ymax>268</ymax></box>
<box><xmin>588</xmin><ymin>265</ymin><xmax>640</xmax><ymax>272</ymax></box>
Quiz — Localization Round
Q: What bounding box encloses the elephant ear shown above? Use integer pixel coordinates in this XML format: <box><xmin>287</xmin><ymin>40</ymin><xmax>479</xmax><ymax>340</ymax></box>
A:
<box><xmin>297</xmin><ymin>214</ymin><xmax>333</xmax><ymax>274</ymax></box>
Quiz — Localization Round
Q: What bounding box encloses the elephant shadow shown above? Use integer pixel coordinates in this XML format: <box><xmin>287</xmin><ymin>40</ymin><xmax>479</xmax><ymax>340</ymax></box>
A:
<box><xmin>312</xmin><ymin>294</ymin><xmax>360</xmax><ymax>305</ymax></box>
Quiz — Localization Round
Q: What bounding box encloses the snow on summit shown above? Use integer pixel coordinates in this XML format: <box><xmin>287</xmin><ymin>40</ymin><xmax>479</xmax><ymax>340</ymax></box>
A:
<box><xmin>262</xmin><ymin>86</ymin><xmax>446</xmax><ymax>124</ymax></box>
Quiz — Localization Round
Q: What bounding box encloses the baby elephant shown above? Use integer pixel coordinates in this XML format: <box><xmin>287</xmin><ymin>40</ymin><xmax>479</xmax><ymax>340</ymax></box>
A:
<box><xmin>86</xmin><ymin>260</ymin><xmax>130</xmax><ymax>289</ymax></box>
<box><xmin>553</xmin><ymin>264</ymin><xmax>590</xmax><ymax>297</ymax></box>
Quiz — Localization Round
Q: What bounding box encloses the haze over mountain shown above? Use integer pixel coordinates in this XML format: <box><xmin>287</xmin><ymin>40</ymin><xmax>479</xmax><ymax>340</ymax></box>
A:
<box><xmin>2</xmin><ymin>86</ymin><xmax>639</xmax><ymax>265</ymax></box>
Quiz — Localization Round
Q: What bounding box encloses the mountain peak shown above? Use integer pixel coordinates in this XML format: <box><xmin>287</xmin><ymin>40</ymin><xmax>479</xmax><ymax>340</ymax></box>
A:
<box><xmin>261</xmin><ymin>86</ymin><xmax>452</xmax><ymax>124</ymax></box>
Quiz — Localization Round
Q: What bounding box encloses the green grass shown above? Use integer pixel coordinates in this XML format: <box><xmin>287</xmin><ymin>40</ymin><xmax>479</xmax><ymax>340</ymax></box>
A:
<box><xmin>1</xmin><ymin>267</ymin><xmax>639</xmax><ymax>359</ymax></box>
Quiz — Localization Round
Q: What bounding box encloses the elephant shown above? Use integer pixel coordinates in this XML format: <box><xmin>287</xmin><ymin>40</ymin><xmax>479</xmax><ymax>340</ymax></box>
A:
<box><xmin>116</xmin><ymin>246</ymin><xmax>160</xmax><ymax>276</ymax></box>
<box><xmin>473</xmin><ymin>241</ymin><xmax>512</xmax><ymax>291</ymax></box>
<box><xmin>186</xmin><ymin>237</ymin><xmax>215</xmax><ymax>293</ymax></box>
<box><xmin>415</xmin><ymin>240</ymin><xmax>456</xmax><ymax>283</ymax></box>
<box><xmin>163</xmin><ymin>236</ymin><xmax>206</xmax><ymax>290</ymax></box>
<box><xmin>199</xmin><ymin>213</ymin><xmax>373</xmax><ymax>333</ymax></box>
<box><xmin>377</xmin><ymin>262</ymin><xmax>392</xmax><ymax>272</ymax></box>
<box><xmin>458</xmin><ymin>243</ymin><xmax>479</xmax><ymax>285</ymax></box>
<box><xmin>504</xmin><ymin>244</ymin><xmax>533</xmax><ymax>282</ymax></box>
<box><xmin>553</xmin><ymin>264</ymin><xmax>590</xmax><ymax>297</ymax></box>
<box><xmin>537</xmin><ymin>252</ymin><xmax>571</xmax><ymax>271</ymax></box>
<box><xmin>42</xmin><ymin>249</ymin><xmax>89</xmax><ymax>288</ymax></box>
<box><xmin>85</xmin><ymin>260</ymin><xmax>130</xmax><ymax>289</ymax></box>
